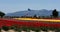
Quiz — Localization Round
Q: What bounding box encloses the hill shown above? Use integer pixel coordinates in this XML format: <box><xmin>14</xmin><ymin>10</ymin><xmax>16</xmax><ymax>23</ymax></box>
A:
<box><xmin>5</xmin><ymin>9</ymin><xmax>60</xmax><ymax>17</ymax></box>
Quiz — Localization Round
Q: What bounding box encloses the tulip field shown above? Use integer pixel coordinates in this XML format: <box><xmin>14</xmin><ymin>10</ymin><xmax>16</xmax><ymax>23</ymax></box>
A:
<box><xmin>14</xmin><ymin>18</ymin><xmax>60</xmax><ymax>28</ymax></box>
<box><xmin>0</xmin><ymin>18</ymin><xmax>60</xmax><ymax>32</ymax></box>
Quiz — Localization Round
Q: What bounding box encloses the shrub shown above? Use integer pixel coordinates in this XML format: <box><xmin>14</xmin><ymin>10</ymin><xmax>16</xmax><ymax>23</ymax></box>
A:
<box><xmin>48</xmin><ymin>27</ymin><xmax>56</xmax><ymax>31</ymax></box>
<box><xmin>0</xmin><ymin>28</ymin><xmax>1</xmax><ymax>31</ymax></box>
<box><xmin>21</xmin><ymin>26</ymin><xmax>28</xmax><ymax>31</ymax></box>
<box><xmin>40</xmin><ymin>27</ymin><xmax>48</xmax><ymax>31</ymax></box>
<box><xmin>2</xmin><ymin>26</ymin><xmax>9</xmax><ymax>31</ymax></box>
<box><xmin>9</xmin><ymin>25</ymin><xmax>18</xmax><ymax>31</ymax></box>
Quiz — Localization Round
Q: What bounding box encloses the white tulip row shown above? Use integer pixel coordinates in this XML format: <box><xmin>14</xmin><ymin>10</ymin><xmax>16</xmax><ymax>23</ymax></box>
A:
<box><xmin>1</xmin><ymin>29</ymin><xmax>56</xmax><ymax>32</ymax></box>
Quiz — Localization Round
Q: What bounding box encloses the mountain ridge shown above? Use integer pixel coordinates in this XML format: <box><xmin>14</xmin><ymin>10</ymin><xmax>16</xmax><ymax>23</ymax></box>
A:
<box><xmin>5</xmin><ymin>9</ymin><xmax>60</xmax><ymax>17</ymax></box>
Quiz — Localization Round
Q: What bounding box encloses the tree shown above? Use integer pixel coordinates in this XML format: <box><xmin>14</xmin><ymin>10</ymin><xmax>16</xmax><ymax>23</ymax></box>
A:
<box><xmin>28</xmin><ymin>8</ymin><xmax>31</xmax><ymax>11</ymax></box>
<box><xmin>52</xmin><ymin>9</ymin><xmax>59</xmax><ymax>18</ymax></box>
<box><xmin>0</xmin><ymin>11</ymin><xmax>5</xmax><ymax>18</ymax></box>
<box><xmin>33</xmin><ymin>14</ymin><xmax>37</xmax><ymax>18</ymax></box>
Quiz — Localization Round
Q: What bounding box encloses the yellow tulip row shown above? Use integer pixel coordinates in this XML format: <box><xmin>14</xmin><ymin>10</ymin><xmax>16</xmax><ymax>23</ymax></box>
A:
<box><xmin>14</xmin><ymin>18</ymin><xmax>60</xmax><ymax>22</ymax></box>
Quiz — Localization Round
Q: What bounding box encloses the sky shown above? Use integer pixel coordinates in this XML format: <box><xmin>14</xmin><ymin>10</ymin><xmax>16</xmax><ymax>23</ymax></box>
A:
<box><xmin>0</xmin><ymin>0</ymin><xmax>60</xmax><ymax>14</ymax></box>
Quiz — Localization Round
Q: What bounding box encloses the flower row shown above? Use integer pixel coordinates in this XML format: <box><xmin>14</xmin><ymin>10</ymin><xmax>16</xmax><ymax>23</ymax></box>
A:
<box><xmin>0</xmin><ymin>19</ymin><xmax>60</xmax><ymax>28</ymax></box>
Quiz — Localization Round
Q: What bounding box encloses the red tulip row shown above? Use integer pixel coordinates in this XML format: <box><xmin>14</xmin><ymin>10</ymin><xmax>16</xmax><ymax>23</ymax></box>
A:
<box><xmin>0</xmin><ymin>18</ymin><xmax>60</xmax><ymax>28</ymax></box>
